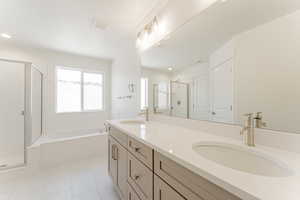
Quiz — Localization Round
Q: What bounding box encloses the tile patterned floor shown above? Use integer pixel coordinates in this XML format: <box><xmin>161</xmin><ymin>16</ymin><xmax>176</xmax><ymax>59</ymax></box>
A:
<box><xmin>0</xmin><ymin>157</ymin><xmax>120</xmax><ymax>200</ymax></box>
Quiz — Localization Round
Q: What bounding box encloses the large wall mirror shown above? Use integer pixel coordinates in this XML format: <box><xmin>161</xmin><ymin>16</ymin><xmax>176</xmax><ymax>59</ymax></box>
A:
<box><xmin>139</xmin><ymin>0</ymin><xmax>300</xmax><ymax>134</ymax></box>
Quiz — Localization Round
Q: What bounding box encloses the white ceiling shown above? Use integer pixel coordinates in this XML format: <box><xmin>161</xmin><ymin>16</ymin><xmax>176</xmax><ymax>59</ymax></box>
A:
<box><xmin>0</xmin><ymin>0</ymin><xmax>163</xmax><ymax>58</ymax></box>
<box><xmin>140</xmin><ymin>0</ymin><xmax>300</xmax><ymax>71</ymax></box>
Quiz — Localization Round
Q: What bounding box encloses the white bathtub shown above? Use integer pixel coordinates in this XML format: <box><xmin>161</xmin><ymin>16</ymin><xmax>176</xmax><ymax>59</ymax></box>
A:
<box><xmin>0</xmin><ymin>132</ymin><xmax>108</xmax><ymax>182</ymax></box>
<box><xmin>28</xmin><ymin>132</ymin><xmax>108</xmax><ymax>168</ymax></box>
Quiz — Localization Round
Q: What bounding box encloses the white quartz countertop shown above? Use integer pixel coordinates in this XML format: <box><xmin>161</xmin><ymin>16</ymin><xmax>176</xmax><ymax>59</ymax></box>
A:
<box><xmin>107</xmin><ymin>118</ymin><xmax>300</xmax><ymax>200</ymax></box>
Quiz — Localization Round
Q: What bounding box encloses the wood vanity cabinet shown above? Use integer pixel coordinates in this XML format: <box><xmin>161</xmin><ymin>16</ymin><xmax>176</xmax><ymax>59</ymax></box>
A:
<box><xmin>108</xmin><ymin>125</ymin><xmax>241</xmax><ymax>200</ymax></box>
<box><xmin>154</xmin><ymin>175</ymin><xmax>186</xmax><ymax>200</ymax></box>
<box><xmin>128</xmin><ymin>137</ymin><xmax>153</xmax><ymax>169</ymax></box>
<box><xmin>108</xmin><ymin>136</ymin><xmax>118</xmax><ymax>185</ymax></box>
<box><xmin>108</xmin><ymin>133</ymin><xmax>128</xmax><ymax>199</ymax></box>
<box><xmin>128</xmin><ymin>183</ymin><xmax>142</xmax><ymax>200</ymax></box>
<box><xmin>127</xmin><ymin>153</ymin><xmax>153</xmax><ymax>200</ymax></box>
<box><xmin>154</xmin><ymin>151</ymin><xmax>241</xmax><ymax>200</ymax></box>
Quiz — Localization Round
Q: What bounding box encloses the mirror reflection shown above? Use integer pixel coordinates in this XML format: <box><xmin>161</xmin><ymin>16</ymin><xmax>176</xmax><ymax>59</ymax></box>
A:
<box><xmin>139</xmin><ymin>0</ymin><xmax>300</xmax><ymax>134</ymax></box>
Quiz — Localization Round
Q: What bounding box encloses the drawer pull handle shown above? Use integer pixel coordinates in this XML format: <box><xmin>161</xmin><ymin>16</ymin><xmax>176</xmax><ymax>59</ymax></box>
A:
<box><xmin>134</xmin><ymin>175</ymin><xmax>140</xmax><ymax>180</ymax></box>
<box><xmin>134</xmin><ymin>147</ymin><xmax>141</xmax><ymax>152</ymax></box>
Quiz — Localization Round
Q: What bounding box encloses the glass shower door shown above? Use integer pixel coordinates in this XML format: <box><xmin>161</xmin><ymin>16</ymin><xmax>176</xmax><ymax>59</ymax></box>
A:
<box><xmin>170</xmin><ymin>81</ymin><xmax>189</xmax><ymax>118</ymax></box>
<box><xmin>0</xmin><ymin>60</ymin><xmax>25</xmax><ymax>169</ymax></box>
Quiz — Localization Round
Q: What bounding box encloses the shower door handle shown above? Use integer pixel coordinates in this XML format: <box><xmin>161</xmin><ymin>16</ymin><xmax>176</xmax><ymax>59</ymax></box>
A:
<box><xmin>21</xmin><ymin>110</ymin><xmax>25</xmax><ymax>116</ymax></box>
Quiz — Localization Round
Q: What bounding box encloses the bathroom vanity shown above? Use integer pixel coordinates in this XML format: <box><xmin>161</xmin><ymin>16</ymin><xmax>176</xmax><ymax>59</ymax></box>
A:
<box><xmin>107</xmin><ymin>117</ymin><xmax>300</xmax><ymax>200</ymax></box>
<box><xmin>108</xmin><ymin>125</ymin><xmax>241</xmax><ymax>200</ymax></box>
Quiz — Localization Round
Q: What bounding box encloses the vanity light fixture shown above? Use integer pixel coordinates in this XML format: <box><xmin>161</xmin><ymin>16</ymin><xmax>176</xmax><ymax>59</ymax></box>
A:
<box><xmin>136</xmin><ymin>17</ymin><xmax>161</xmax><ymax>51</ymax></box>
<box><xmin>168</xmin><ymin>67</ymin><xmax>173</xmax><ymax>71</ymax></box>
<box><xmin>1</xmin><ymin>33</ymin><xmax>11</xmax><ymax>39</ymax></box>
<box><xmin>128</xmin><ymin>81</ymin><xmax>135</xmax><ymax>93</ymax></box>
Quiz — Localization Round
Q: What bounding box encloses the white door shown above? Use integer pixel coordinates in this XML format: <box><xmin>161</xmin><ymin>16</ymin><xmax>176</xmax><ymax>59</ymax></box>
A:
<box><xmin>190</xmin><ymin>76</ymin><xmax>209</xmax><ymax>120</ymax></box>
<box><xmin>0</xmin><ymin>60</ymin><xmax>25</xmax><ymax>167</ymax></box>
<box><xmin>210</xmin><ymin>59</ymin><xmax>233</xmax><ymax>123</ymax></box>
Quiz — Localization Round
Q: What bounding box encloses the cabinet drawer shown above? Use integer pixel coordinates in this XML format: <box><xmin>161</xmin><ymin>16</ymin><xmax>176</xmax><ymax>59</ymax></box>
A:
<box><xmin>128</xmin><ymin>183</ymin><xmax>141</xmax><ymax>200</ymax></box>
<box><xmin>154</xmin><ymin>175</ymin><xmax>185</xmax><ymax>200</ymax></box>
<box><xmin>128</xmin><ymin>153</ymin><xmax>153</xmax><ymax>200</ymax></box>
<box><xmin>110</xmin><ymin>126</ymin><xmax>128</xmax><ymax>147</ymax></box>
<box><xmin>128</xmin><ymin>136</ymin><xmax>153</xmax><ymax>169</ymax></box>
<box><xmin>154</xmin><ymin>151</ymin><xmax>241</xmax><ymax>200</ymax></box>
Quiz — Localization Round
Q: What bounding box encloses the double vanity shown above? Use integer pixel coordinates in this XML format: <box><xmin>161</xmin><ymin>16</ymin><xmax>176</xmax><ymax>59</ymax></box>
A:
<box><xmin>107</xmin><ymin>116</ymin><xmax>300</xmax><ymax>200</ymax></box>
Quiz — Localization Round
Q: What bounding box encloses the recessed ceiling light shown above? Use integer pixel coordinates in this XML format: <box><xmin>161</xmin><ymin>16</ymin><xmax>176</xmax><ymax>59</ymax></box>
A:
<box><xmin>221</xmin><ymin>0</ymin><xmax>228</xmax><ymax>2</ymax></box>
<box><xmin>1</xmin><ymin>33</ymin><xmax>12</xmax><ymax>39</ymax></box>
<box><xmin>168</xmin><ymin>67</ymin><xmax>173</xmax><ymax>71</ymax></box>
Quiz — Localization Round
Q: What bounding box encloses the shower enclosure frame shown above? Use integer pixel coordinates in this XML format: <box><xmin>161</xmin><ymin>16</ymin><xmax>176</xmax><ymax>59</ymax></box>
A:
<box><xmin>0</xmin><ymin>58</ymin><xmax>43</xmax><ymax>171</ymax></box>
<box><xmin>169</xmin><ymin>80</ymin><xmax>190</xmax><ymax>119</ymax></box>
<box><xmin>153</xmin><ymin>84</ymin><xmax>157</xmax><ymax>113</ymax></box>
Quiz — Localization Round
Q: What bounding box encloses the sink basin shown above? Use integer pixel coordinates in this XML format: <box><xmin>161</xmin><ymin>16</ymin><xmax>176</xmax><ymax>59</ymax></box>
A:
<box><xmin>193</xmin><ymin>142</ymin><xmax>293</xmax><ymax>177</ymax></box>
<box><xmin>120</xmin><ymin>120</ymin><xmax>145</xmax><ymax>125</ymax></box>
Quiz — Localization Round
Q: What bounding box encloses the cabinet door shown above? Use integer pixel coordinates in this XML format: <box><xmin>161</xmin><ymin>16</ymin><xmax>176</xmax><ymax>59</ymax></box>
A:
<box><xmin>128</xmin><ymin>153</ymin><xmax>153</xmax><ymax>200</ymax></box>
<box><xmin>154</xmin><ymin>175</ymin><xmax>185</xmax><ymax>200</ymax></box>
<box><xmin>117</xmin><ymin>142</ymin><xmax>128</xmax><ymax>199</ymax></box>
<box><xmin>128</xmin><ymin>183</ymin><xmax>141</xmax><ymax>200</ymax></box>
<box><xmin>108</xmin><ymin>136</ymin><xmax>118</xmax><ymax>185</ymax></box>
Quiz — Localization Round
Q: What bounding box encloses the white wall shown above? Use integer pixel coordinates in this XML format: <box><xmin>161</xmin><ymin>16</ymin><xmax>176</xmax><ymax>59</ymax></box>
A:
<box><xmin>141</xmin><ymin>68</ymin><xmax>171</xmax><ymax>112</ymax></box>
<box><xmin>172</xmin><ymin>62</ymin><xmax>209</xmax><ymax>82</ymax></box>
<box><xmin>0</xmin><ymin>42</ymin><xmax>112</xmax><ymax>136</ymax></box>
<box><xmin>234</xmin><ymin>10</ymin><xmax>300</xmax><ymax>133</ymax></box>
<box><xmin>111</xmin><ymin>46</ymin><xmax>141</xmax><ymax>119</ymax></box>
<box><xmin>30</xmin><ymin>68</ymin><xmax>43</xmax><ymax>143</ymax></box>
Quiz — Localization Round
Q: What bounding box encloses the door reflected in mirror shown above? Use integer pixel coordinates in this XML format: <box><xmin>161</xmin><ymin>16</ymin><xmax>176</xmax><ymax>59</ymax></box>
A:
<box><xmin>139</xmin><ymin>0</ymin><xmax>300</xmax><ymax>134</ymax></box>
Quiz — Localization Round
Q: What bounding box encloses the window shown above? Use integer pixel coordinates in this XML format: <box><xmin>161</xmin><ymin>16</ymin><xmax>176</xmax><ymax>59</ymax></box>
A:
<box><xmin>140</xmin><ymin>77</ymin><xmax>148</xmax><ymax>109</ymax></box>
<box><xmin>56</xmin><ymin>67</ymin><xmax>104</xmax><ymax>113</ymax></box>
<box><xmin>83</xmin><ymin>72</ymin><xmax>103</xmax><ymax>111</ymax></box>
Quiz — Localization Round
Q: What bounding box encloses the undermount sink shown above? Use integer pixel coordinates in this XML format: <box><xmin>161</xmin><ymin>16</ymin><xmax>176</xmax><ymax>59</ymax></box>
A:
<box><xmin>120</xmin><ymin>120</ymin><xmax>145</xmax><ymax>125</ymax></box>
<box><xmin>193</xmin><ymin>142</ymin><xmax>293</xmax><ymax>177</ymax></box>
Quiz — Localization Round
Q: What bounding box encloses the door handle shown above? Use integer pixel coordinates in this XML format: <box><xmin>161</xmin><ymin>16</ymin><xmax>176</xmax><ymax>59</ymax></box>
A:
<box><xmin>21</xmin><ymin>110</ymin><xmax>25</xmax><ymax>116</ymax></box>
<box><xmin>112</xmin><ymin>145</ymin><xmax>118</xmax><ymax>160</ymax></box>
<box><xmin>212</xmin><ymin>111</ymin><xmax>216</xmax><ymax>115</ymax></box>
<box><xmin>111</xmin><ymin>145</ymin><xmax>115</xmax><ymax>160</ymax></box>
<box><xmin>115</xmin><ymin>146</ymin><xmax>118</xmax><ymax>160</ymax></box>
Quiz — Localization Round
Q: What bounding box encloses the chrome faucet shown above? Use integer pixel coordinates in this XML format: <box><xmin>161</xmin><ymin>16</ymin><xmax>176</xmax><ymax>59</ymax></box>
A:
<box><xmin>140</xmin><ymin>107</ymin><xmax>149</xmax><ymax>121</ymax></box>
<box><xmin>254</xmin><ymin>112</ymin><xmax>267</xmax><ymax>128</ymax></box>
<box><xmin>240</xmin><ymin>113</ymin><xmax>255</xmax><ymax>147</ymax></box>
